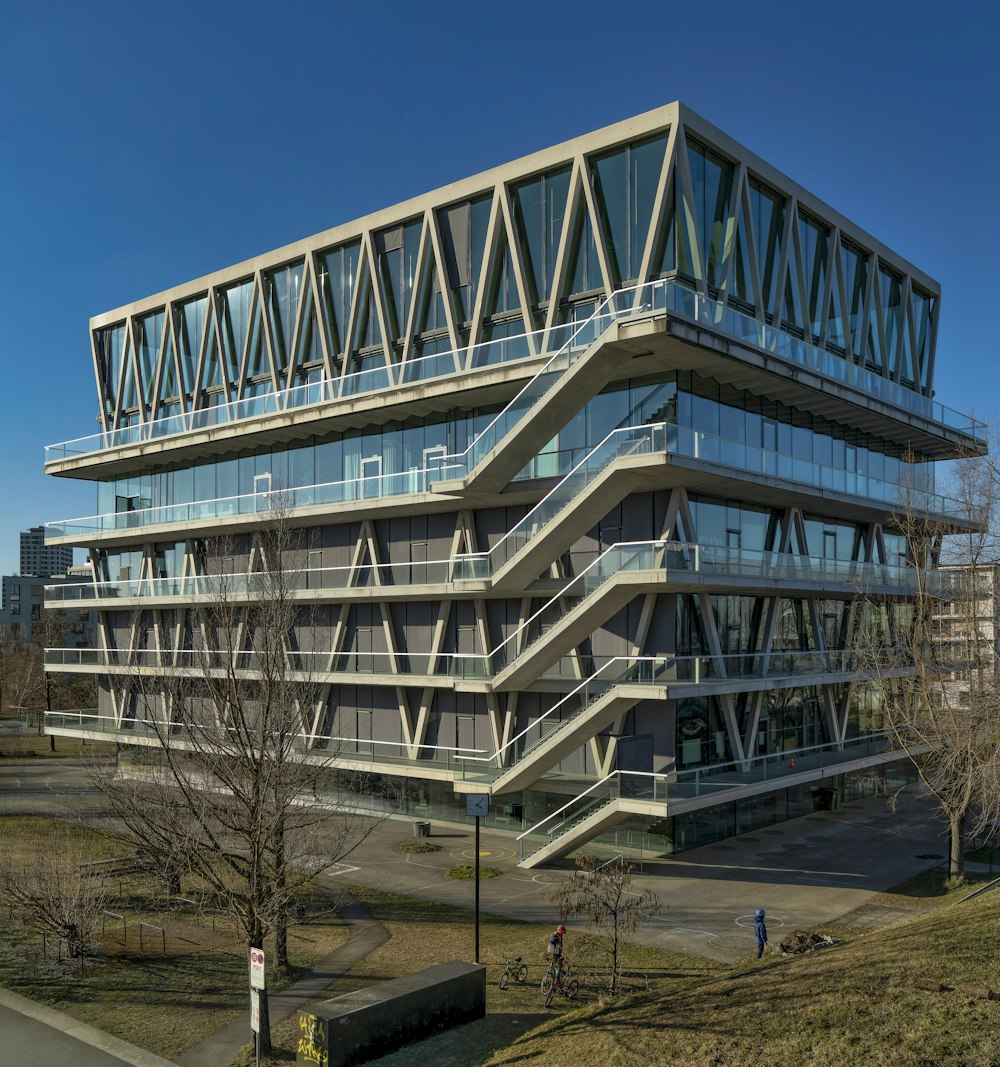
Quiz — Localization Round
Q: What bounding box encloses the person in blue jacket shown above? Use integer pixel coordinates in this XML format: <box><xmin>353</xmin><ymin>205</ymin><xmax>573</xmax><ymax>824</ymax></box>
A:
<box><xmin>754</xmin><ymin>908</ymin><xmax>768</xmax><ymax>958</ymax></box>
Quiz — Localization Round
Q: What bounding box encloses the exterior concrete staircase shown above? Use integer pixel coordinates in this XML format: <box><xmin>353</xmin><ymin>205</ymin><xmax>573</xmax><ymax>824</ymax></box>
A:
<box><xmin>516</xmin><ymin>773</ymin><xmax>669</xmax><ymax>868</ymax></box>
<box><xmin>430</xmin><ymin>283</ymin><xmax>668</xmax><ymax>494</ymax></box>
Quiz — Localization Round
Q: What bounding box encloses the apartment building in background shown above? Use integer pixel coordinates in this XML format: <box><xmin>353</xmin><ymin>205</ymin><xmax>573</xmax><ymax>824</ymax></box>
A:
<box><xmin>19</xmin><ymin>526</ymin><xmax>73</xmax><ymax>579</ymax></box>
<box><xmin>933</xmin><ymin>562</ymin><xmax>1000</xmax><ymax>706</ymax></box>
<box><xmin>41</xmin><ymin>103</ymin><xmax>983</xmax><ymax>865</ymax></box>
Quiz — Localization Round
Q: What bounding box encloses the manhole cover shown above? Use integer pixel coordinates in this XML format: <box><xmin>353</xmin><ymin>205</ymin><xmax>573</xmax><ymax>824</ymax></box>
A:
<box><xmin>916</xmin><ymin>853</ymin><xmax>943</xmax><ymax>860</ymax></box>
<box><xmin>710</xmin><ymin>845</ymin><xmax>735</xmax><ymax>851</ymax></box>
<box><xmin>760</xmin><ymin>829</ymin><xmax>784</xmax><ymax>835</ymax></box>
<box><xmin>740</xmin><ymin>837</ymin><xmax>760</xmax><ymax>843</ymax></box>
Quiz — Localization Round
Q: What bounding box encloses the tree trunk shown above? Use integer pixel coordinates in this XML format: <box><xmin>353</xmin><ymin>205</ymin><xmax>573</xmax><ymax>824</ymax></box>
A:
<box><xmin>275</xmin><ymin>817</ymin><xmax>288</xmax><ymax>968</ymax></box>
<box><xmin>257</xmin><ymin>988</ymin><xmax>271</xmax><ymax>1056</ymax></box>
<box><xmin>276</xmin><ymin>912</ymin><xmax>288</xmax><ymax>970</ymax></box>
<box><xmin>166</xmin><ymin>868</ymin><xmax>181</xmax><ymax>896</ymax></box>
<box><xmin>949</xmin><ymin>810</ymin><xmax>967</xmax><ymax>880</ymax></box>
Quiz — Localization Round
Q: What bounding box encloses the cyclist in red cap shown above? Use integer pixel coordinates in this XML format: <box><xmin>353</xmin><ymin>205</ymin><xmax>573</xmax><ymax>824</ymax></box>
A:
<box><xmin>547</xmin><ymin>923</ymin><xmax>567</xmax><ymax>972</ymax></box>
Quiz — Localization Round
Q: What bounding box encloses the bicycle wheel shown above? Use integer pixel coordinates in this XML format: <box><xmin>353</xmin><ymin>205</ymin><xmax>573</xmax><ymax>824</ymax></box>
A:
<box><xmin>540</xmin><ymin>973</ymin><xmax>554</xmax><ymax>996</ymax></box>
<box><xmin>515</xmin><ymin>963</ymin><xmax>528</xmax><ymax>984</ymax></box>
<box><xmin>499</xmin><ymin>970</ymin><xmax>509</xmax><ymax>990</ymax></box>
<box><xmin>545</xmin><ymin>985</ymin><xmax>555</xmax><ymax>1007</ymax></box>
<box><xmin>565</xmin><ymin>979</ymin><xmax>580</xmax><ymax>999</ymax></box>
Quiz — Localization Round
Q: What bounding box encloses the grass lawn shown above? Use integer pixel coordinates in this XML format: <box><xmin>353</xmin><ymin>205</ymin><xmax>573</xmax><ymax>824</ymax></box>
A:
<box><xmin>239</xmin><ymin>884</ymin><xmax>728</xmax><ymax>1065</ymax></box>
<box><xmin>236</xmin><ymin>877</ymin><xmax>1000</xmax><ymax>1067</ymax></box>
<box><xmin>864</xmin><ymin>867</ymin><xmax>994</xmax><ymax>910</ymax></box>
<box><xmin>481</xmin><ymin>889</ymin><xmax>1000</xmax><ymax>1067</ymax></box>
<box><xmin>6</xmin><ymin>812</ymin><xmax>1000</xmax><ymax>1066</ymax></box>
<box><xmin>0</xmin><ymin>816</ymin><xmax>347</xmax><ymax>1061</ymax></box>
<box><xmin>0</xmin><ymin>727</ymin><xmax>115</xmax><ymax>760</ymax></box>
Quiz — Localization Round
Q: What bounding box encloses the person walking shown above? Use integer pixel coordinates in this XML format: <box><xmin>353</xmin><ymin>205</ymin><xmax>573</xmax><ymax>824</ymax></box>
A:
<box><xmin>754</xmin><ymin>908</ymin><xmax>768</xmax><ymax>959</ymax></box>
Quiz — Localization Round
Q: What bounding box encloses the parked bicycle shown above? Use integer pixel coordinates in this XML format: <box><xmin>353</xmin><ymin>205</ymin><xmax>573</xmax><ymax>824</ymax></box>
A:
<box><xmin>540</xmin><ymin>957</ymin><xmax>579</xmax><ymax>1006</ymax></box>
<box><xmin>498</xmin><ymin>955</ymin><xmax>529</xmax><ymax>989</ymax></box>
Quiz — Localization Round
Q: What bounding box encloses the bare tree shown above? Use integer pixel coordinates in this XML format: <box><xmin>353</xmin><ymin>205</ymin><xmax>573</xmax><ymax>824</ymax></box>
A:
<box><xmin>0</xmin><ymin>829</ymin><xmax>111</xmax><ymax>960</ymax></box>
<box><xmin>91</xmin><ymin>504</ymin><xmax>389</xmax><ymax>1052</ymax></box>
<box><xmin>0</xmin><ymin>625</ymin><xmax>43</xmax><ymax>721</ymax></box>
<box><xmin>549</xmin><ymin>855</ymin><xmax>661</xmax><ymax>995</ymax></box>
<box><xmin>1</xmin><ymin>609</ymin><xmax>97</xmax><ymax>747</ymax></box>
<box><xmin>853</xmin><ymin>441</ymin><xmax>1000</xmax><ymax>880</ymax></box>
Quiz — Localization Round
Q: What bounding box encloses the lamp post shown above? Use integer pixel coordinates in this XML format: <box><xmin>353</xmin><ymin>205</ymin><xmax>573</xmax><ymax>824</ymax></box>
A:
<box><xmin>466</xmin><ymin>793</ymin><xmax>489</xmax><ymax>963</ymax></box>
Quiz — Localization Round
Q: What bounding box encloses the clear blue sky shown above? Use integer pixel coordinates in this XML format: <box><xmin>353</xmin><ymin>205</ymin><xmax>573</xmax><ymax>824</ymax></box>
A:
<box><xmin>0</xmin><ymin>0</ymin><xmax>996</xmax><ymax>575</ymax></box>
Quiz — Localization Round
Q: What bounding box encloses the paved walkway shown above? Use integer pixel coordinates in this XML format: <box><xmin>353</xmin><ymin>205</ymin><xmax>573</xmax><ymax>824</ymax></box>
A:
<box><xmin>331</xmin><ymin>785</ymin><xmax>958</xmax><ymax>963</ymax></box>
<box><xmin>0</xmin><ymin>987</ymin><xmax>178</xmax><ymax>1067</ymax></box>
<box><xmin>175</xmin><ymin>896</ymin><xmax>389</xmax><ymax>1067</ymax></box>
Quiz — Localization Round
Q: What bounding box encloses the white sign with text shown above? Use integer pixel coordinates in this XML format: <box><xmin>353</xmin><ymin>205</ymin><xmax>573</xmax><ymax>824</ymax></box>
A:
<box><xmin>249</xmin><ymin>947</ymin><xmax>266</xmax><ymax>990</ymax></box>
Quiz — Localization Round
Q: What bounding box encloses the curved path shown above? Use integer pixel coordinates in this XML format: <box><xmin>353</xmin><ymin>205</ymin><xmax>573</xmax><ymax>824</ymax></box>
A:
<box><xmin>175</xmin><ymin>896</ymin><xmax>389</xmax><ymax>1067</ymax></box>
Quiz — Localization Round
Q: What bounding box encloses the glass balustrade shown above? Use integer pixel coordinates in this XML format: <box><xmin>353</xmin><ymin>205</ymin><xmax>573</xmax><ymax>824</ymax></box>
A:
<box><xmin>45</xmin><ymin>558</ymin><xmax>463</xmax><ymax>603</ymax></box>
<box><xmin>42</xmin><ymin>709</ymin><xmax>490</xmax><ymax>771</ymax></box>
<box><xmin>447</xmin><ymin>419</ymin><xmax>971</xmax><ymax>581</ymax></box>
<box><xmin>516</xmin><ymin>777</ymin><xmax>624</xmax><ymax>862</ymax></box>
<box><xmin>49</xmin><ymin>416</ymin><xmax>965</xmax><ymax>541</ymax></box>
<box><xmin>666</xmin><ymin>286</ymin><xmax>985</xmax><ymax>442</ymax></box>
<box><xmin>46</xmin><ymin>538</ymin><xmax>959</xmax><ymax>608</ymax></box>
<box><xmin>516</xmin><ymin>731</ymin><xmax>893</xmax><ymax>861</ymax></box>
<box><xmin>46</xmin><ymin>466</ymin><xmax>441</xmax><ymax>538</ymax></box>
<box><xmin>488</xmin><ymin>541</ymin><xmax>957</xmax><ymax>670</ymax></box>
<box><xmin>45</xmin><ymin>277</ymin><xmax>982</xmax><ymax>465</ymax></box>
<box><xmin>45</xmin><ymin>645</ymin><xmax>903</xmax><ymax>686</ymax></box>
<box><xmin>450</xmin><ymin>423</ymin><xmax>666</xmax><ymax>580</ymax></box>
<box><xmin>46</xmin><ymin>346</ymin><xmax>977</xmax><ymax>543</ymax></box>
<box><xmin>44</xmin><ymin>281</ymin><xmax>664</xmax><ymax>463</ymax></box>
<box><xmin>44</xmin><ymin>648</ymin><xmax>492</xmax><ymax>679</ymax></box>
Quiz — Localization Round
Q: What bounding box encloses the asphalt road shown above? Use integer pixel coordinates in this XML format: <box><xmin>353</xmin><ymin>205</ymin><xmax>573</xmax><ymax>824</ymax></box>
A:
<box><xmin>0</xmin><ymin>1000</ymin><xmax>143</xmax><ymax>1066</ymax></box>
<box><xmin>0</xmin><ymin>989</ymin><xmax>177</xmax><ymax>1067</ymax></box>
<box><xmin>0</xmin><ymin>755</ymin><xmax>119</xmax><ymax>827</ymax></box>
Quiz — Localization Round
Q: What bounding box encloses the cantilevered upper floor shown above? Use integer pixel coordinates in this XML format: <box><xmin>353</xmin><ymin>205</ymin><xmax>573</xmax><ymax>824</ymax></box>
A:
<box><xmin>44</xmin><ymin>102</ymin><xmax>982</xmax><ymax>483</ymax></box>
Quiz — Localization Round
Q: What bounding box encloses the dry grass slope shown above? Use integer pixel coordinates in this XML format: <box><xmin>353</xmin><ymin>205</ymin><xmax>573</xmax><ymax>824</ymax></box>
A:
<box><xmin>483</xmin><ymin>891</ymin><xmax>1000</xmax><ymax>1067</ymax></box>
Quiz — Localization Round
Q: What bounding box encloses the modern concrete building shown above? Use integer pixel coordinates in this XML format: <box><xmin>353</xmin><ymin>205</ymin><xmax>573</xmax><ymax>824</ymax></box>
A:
<box><xmin>19</xmin><ymin>526</ymin><xmax>73</xmax><ymax>579</ymax></box>
<box><xmin>42</xmin><ymin>103</ymin><xmax>982</xmax><ymax>865</ymax></box>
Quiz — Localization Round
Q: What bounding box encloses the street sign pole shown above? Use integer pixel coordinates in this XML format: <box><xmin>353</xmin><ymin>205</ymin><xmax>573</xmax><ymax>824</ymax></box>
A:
<box><xmin>465</xmin><ymin>793</ymin><xmax>489</xmax><ymax>965</ymax></box>
<box><xmin>475</xmin><ymin>814</ymin><xmax>480</xmax><ymax>964</ymax></box>
<box><xmin>249</xmin><ymin>990</ymin><xmax>260</xmax><ymax>1067</ymax></box>
<box><xmin>249</xmin><ymin>947</ymin><xmax>266</xmax><ymax>1067</ymax></box>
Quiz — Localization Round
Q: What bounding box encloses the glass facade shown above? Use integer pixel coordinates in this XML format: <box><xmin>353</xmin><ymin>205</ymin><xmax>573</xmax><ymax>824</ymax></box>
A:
<box><xmin>87</xmin><ymin>371</ymin><xmax>933</xmax><ymax>528</ymax></box>
<box><xmin>86</xmin><ymin>121</ymin><xmax>941</xmax><ymax>440</ymax></box>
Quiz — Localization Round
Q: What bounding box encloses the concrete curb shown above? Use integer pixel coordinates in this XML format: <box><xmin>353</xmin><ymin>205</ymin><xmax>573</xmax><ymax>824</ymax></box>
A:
<box><xmin>0</xmin><ymin>986</ymin><xmax>179</xmax><ymax>1066</ymax></box>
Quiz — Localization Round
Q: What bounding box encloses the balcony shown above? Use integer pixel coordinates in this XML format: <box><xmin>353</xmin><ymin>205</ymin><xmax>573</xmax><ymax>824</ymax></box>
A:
<box><xmin>45</xmin><ymin>647</ymin><xmax>911</xmax><ymax>702</ymax></box>
<box><xmin>664</xmin><ymin>285</ymin><xmax>985</xmax><ymax>447</ymax></box>
<box><xmin>46</xmin><ymin>414</ymin><xmax>974</xmax><ymax>546</ymax></box>
<box><xmin>45</xmin><ymin>539</ymin><xmax>954</xmax><ymax>610</ymax></box>
<box><xmin>514</xmin><ymin>731</ymin><xmax>897</xmax><ymax>867</ymax></box>
<box><xmin>45</xmin><ymin>279</ymin><xmax>984</xmax><ymax>468</ymax></box>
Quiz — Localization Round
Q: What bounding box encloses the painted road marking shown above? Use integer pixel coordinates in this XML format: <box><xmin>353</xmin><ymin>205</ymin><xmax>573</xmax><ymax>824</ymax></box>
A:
<box><xmin>450</xmin><ymin>846</ymin><xmax>516</xmax><ymax>861</ymax></box>
<box><xmin>324</xmin><ymin>862</ymin><xmax>360</xmax><ymax>877</ymax></box>
<box><xmin>735</xmin><ymin>914</ymin><xmax>785</xmax><ymax>928</ymax></box>
<box><xmin>664</xmin><ymin>860</ymin><xmax>867</xmax><ymax>878</ymax></box>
